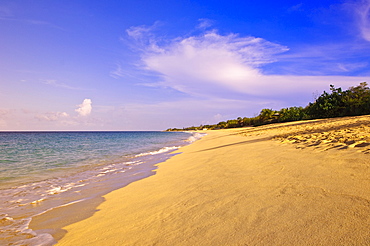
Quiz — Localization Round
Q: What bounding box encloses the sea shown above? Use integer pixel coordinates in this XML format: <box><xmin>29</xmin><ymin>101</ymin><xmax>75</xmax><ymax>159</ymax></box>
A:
<box><xmin>0</xmin><ymin>131</ymin><xmax>204</xmax><ymax>246</ymax></box>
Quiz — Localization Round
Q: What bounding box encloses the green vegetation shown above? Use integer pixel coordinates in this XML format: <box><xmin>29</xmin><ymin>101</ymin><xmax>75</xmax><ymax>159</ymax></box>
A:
<box><xmin>166</xmin><ymin>82</ymin><xmax>370</xmax><ymax>131</ymax></box>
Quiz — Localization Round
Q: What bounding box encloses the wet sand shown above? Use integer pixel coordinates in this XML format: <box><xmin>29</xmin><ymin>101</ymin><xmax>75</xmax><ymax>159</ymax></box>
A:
<box><xmin>56</xmin><ymin>116</ymin><xmax>370</xmax><ymax>245</ymax></box>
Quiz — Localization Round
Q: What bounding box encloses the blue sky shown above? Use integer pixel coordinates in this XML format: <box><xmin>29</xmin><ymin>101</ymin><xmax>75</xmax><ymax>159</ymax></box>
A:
<box><xmin>1</xmin><ymin>0</ymin><xmax>370</xmax><ymax>130</ymax></box>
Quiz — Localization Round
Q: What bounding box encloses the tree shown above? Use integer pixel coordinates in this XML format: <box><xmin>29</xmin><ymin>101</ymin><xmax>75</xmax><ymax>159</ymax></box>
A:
<box><xmin>306</xmin><ymin>85</ymin><xmax>346</xmax><ymax>118</ymax></box>
<box><xmin>226</xmin><ymin>119</ymin><xmax>240</xmax><ymax>128</ymax></box>
<box><xmin>278</xmin><ymin>107</ymin><xmax>307</xmax><ymax>122</ymax></box>
<box><xmin>258</xmin><ymin>108</ymin><xmax>275</xmax><ymax>122</ymax></box>
<box><xmin>344</xmin><ymin>82</ymin><xmax>370</xmax><ymax>115</ymax></box>
<box><xmin>169</xmin><ymin>82</ymin><xmax>369</xmax><ymax>131</ymax></box>
<box><xmin>306</xmin><ymin>83</ymin><xmax>370</xmax><ymax>119</ymax></box>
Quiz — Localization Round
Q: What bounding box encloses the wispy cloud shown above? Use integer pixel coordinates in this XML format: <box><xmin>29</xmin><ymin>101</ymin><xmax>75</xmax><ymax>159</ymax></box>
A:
<box><xmin>126</xmin><ymin>21</ymin><xmax>163</xmax><ymax>52</ymax></box>
<box><xmin>109</xmin><ymin>64</ymin><xmax>125</xmax><ymax>79</ymax></box>
<box><xmin>42</xmin><ymin>80</ymin><xmax>82</xmax><ymax>90</ymax></box>
<box><xmin>126</xmin><ymin>24</ymin><xmax>154</xmax><ymax>40</ymax></box>
<box><xmin>125</xmin><ymin>24</ymin><xmax>369</xmax><ymax>99</ymax></box>
<box><xmin>0</xmin><ymin>15</ymin><xmax>64</xmax><ymax>30</ymax></box>
<box><xmin>287</xmin><ymin>3</ymin><xmax>304</xmax><ymax>12</ymax></box>
<box><xmin>353</xmin><ymin>0</ymin><xmax>370</xmax><ymax>42</ymax></box>
<box><xmin>269</xmin><ymin>42</ymin><xmax>370</xmax><ymax>76</ymax></box>
<box><xmin>336</xmin><ymin>62</ymin><xmax>368</xmax><ymax>72</ymax></box>
<box><xmin>197</xmin><ymin>18</ymin><xmax>214</xmax><ymax>30</ymax></box>
<box><xmin>130</xmin><ymin>29</ymin><xmax>289</xmax><ymax>97</ymax></box>
<box><xmin>109</xmin><ymin>64</ymin><xmax>145</xmax><ymax>79</ymax></box>
<box><xmin>0</xmin><ymin>5</ymin><xmax>64</xmax><ymax>30</ymax></box>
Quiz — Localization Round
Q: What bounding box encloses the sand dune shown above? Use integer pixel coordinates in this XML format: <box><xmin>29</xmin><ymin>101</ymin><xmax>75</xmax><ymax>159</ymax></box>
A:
<box><xmin>238</xmin><ymin>115</ymin><xmax>370</xmax><ymax>153</ymax></box>
<box><xmin>57</xmin><ymin>116</ymin><xmax>370</xmax><ymax>245</ymax></box>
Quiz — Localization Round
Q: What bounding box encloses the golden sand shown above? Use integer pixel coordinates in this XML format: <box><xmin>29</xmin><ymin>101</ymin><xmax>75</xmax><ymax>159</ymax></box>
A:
<box><xmin>57</xmin><ymin>116</ymin><xmax>370</xmax><ymax>245</ymax></box>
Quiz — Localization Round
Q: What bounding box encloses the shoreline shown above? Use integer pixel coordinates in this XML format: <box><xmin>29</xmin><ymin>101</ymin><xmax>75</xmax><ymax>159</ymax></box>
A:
<box><xmin>26</xmin><ymin>152</ymin><xmax>190</xmax><ymax>245</ymax></box>
<box><xmin>56</xmin><ymin>116</ymin><xmax>370</xmax><ymax>245</ymax></box>
<box><xmin>28</xmin><ymin>160</ymin><xmax>159</xmax><ymax>244</ymax></box>
<box><xmin>1</xmin><ymin>132</ymin><xmax>199</xmax><ymax>246</ymax></box>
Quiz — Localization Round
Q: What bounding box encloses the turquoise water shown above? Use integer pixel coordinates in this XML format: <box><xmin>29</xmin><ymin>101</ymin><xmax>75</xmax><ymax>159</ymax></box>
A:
<box><xmin>0</xmin><ymin>131</ymin><xmax>190</xmax><ymax>186</ymax></box>
<box><xmin>0</xmin><ymin>131</ymin><xmax>203</xmax><ymax>246</ymax></box>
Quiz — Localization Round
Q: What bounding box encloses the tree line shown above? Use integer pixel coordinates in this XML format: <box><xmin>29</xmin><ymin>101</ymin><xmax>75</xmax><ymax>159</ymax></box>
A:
<box><xmin>166</xmin><ymin>82</ymin><xmax>370</xmax><ymax>131</ymax></box>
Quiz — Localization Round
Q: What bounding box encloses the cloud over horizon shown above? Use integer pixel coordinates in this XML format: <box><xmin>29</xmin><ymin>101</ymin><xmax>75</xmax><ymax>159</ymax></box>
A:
<box><xmin>145</xmin><ymin>32</ymin><xmax>288</xmax><ymax>96</ymax></box>
<box><xmin>125</xmin><ymin>24</ymin><xmax>369</xmax><ymax>99</ymax></box>
<box><xmin>2</xmin><ymin>1</ymin><xmax>370</xmax><ymax>131</ymax></box>
<box><xmin>75</xmin><ymin>99</ymin><xmax>92</xmax><ymax>116</ymax></box>
<box><xmin>36</xmin><ymin>111</ymin><xmax>69</xmax><ymax>121</ymax></box>
<box><xmin>25</xmin><ymin>99</ymin><xmax>97</xmax><ymax>129</ymax></box>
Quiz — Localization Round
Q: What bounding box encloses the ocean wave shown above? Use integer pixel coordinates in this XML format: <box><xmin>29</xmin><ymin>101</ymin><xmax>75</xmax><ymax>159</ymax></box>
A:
<box><xmin>186</xmin><ymin>132</ymin><xmax>207</xmax><ymax>142</ymax></box>
<box><xmin>0</xmin><ymin>131</ymin><xmax>197</xmax><ymax>245</ymax></box>
<box><xmin>135</xmin><ymin>132</ymin><xmax>206</xmax><ymax>157</ymax></box>
<box><xmin>0</xmin><ymin>213</ymin><xmax>56</xmax><ymax>246</ymax></box>
<box><xmin>135</xmin><ymin>146</ymin><xmax>180</xmax><ymax>157</ymax></box>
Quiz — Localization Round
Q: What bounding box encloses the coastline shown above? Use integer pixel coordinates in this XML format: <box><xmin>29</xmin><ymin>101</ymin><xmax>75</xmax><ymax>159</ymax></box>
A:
<box><xmin>1</xmin><ymin>131</ymin><xmax>198</xmax><ymax>246</ymax></box>
<box><xmin>52</xmin><ymin>117</ymin><xmax>370</xmax><ymax>245</ymax></box>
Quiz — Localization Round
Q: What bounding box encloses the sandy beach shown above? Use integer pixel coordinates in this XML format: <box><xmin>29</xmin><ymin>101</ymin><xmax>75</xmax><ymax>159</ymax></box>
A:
<box><xmin>49</xmin><ymin>116</ymin><xmax>370</xmax><ymax>245</ymax></box>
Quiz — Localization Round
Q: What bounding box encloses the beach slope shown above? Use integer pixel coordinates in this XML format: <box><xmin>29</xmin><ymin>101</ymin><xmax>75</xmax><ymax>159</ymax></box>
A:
<box><xmin>58</xmin><ymin>116</ymin><xmax>370</xmax><ymax>245</ymax></box>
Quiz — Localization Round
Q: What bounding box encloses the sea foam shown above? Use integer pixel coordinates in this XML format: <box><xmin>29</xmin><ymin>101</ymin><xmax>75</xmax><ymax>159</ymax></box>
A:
<box><xmin>0</xmin><ymin>131</ymin><xmax>202</xmax><ymax>245</ymax></box>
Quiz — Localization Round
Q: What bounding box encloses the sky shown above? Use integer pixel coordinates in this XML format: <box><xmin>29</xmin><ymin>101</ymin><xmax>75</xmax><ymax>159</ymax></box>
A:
<box><xmin>1</xmin><ymin>0</ymin><xmax>370</xmax><ymax>131</ymax></box>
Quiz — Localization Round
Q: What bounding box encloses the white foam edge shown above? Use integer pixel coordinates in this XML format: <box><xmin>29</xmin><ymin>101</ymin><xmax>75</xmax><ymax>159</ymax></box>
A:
<box><xmin>32</xmin><ymin>198</ymin><xmax>88</xmax><ymax>217</ymax></box>
<box><xmin>135</xmin><ymin>146</ymin><xmax>180</xmax><ymax>157</ymax></box>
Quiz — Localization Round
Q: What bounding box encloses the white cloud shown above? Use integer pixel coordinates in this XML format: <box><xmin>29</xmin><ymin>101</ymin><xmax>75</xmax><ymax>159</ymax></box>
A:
<box><xmin>75</xmin><ymin>99</ymin><xmax>92</xmax><ymax>116</ymax></box>
<box><xmin>114</xmin><ymin>21</ymin><xmax>370</xmax><ymax>130</ymax></box>
<box><xmin>1</xmin><ymin>101</ymin><xmax>100</xmax><ymax>130</ymax></box>
<box><xmin>126</xmin><ymin>26</ymin><xmax>369</xmax><ymax>98</ymax></box>
<box><xmin>35</xmin><ymin>112</ymin><xmax>69</xmax><ymax>121</ymax></box>
<box><xmin>139</xmin><ymin>30</ymin><xmax>288</xmax><ymax>97</ymax></box>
